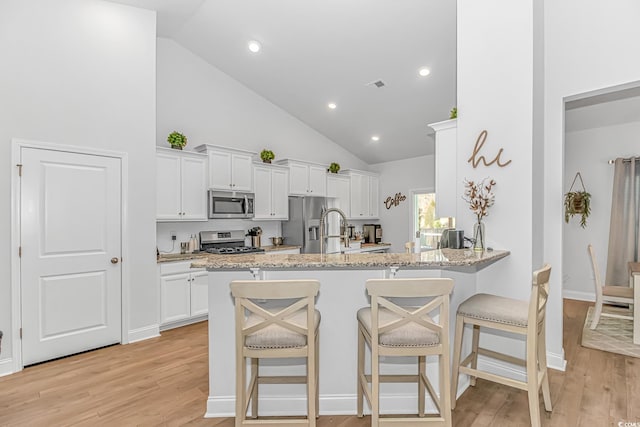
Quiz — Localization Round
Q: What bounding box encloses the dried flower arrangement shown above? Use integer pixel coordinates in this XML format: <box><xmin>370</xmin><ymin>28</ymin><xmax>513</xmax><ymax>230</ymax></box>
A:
<box><xmin>462</xmin><ymin>177</ymin><xmax>496</xmax><ymax>222</ymax></box>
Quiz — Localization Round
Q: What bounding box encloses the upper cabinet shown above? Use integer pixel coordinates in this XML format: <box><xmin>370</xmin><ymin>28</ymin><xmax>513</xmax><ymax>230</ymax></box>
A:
<box><xmin>194</xmin><ymin>144</ymin><xmax>255</xmax><ymax>192</ymax></box>
<box><xmin>342</xmin><ymin>170</ymin><xmax>380</xmax><ymax>220</ymax></box>
<box><xmin>275</xmin><ymin>159</ymin><xmax>327</xmax><ymax>197</ymax></box>
<box><xmin>156</xmin><ymin>148</ymin><xmax>208</xmax><ymax>222</ymax></box>
<box><xmin>253</xmin><ymin>163</ymin><xmax>289</xmax><ymax>220</ymax></box>
<box><xmin>326</xmin><ymin>174</ymin><xmax>351</xmax><ymax>218</ymax></box>
<box><xmin>428</xmin><ymin>119</ymin><xmax>457</xmax><ymax>219</ymax></box>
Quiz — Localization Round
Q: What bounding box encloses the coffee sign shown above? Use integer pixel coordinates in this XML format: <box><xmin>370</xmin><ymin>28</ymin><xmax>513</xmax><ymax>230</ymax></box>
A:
<box><xmin>384</xmin><ymin>192</ymin><xmax>406</xmax><ymax>209</ymax></box>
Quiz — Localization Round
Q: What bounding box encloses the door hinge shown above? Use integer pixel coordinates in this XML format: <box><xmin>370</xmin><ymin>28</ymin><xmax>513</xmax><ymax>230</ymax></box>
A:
<box><xmin>18</xmin><ymin>246</ymin><xmax>22</xmax><ymax>257</ymax></box>
<box><xmin>19</xmin><ymin>328</ymin><xmax>22</xmax><ymax>339</ymax></box>
<box><xmin>16</xmin><ymin>164</ymin><xmax>22</xmax><ymax>177</ymax></box>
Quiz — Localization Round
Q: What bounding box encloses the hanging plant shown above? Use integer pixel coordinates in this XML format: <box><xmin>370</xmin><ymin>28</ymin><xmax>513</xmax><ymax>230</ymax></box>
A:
<box><xmin>564</xmin><ymin>172</ymin><xmax>591</xmax><ymax>228</ymax></box>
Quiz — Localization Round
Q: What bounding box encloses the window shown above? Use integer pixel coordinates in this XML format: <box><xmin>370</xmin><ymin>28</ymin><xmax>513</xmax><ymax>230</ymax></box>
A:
<box><xmin>412</xmin><ymin>191</ymin><xmax>455</xmax><ymax>251</ymax></box>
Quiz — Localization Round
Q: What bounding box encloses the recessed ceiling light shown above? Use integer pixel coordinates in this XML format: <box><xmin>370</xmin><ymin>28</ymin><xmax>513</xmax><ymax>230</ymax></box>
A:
<box><xmin>418</xmin><ymin>67</ymin><xmax>431</xmax><ymax>77</ymax></box>
<box><xmin>248</xmin><ymin>40</ymin><xmax>261</xmax><ymax>53</ymax></box>
<box><xmin>371</xmin><ymin>136</ymin><xmax>380</xmax><ymax>142</ymax></box>
<box><xmin>328</xmin><ymin>103</ymin><xmax>337</xmax><ymax>110</ymax></box>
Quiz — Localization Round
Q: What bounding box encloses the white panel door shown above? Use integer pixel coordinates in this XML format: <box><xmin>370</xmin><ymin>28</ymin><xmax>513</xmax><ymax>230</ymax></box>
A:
<box><xmin>252</xmin><ymin>166</ymin><xmax>272</xmax><ymax>219</ymax></box>
<box><xmin>271</xmin><ymin>168</ymin><xmax>289</xmax><ymax>219</ymax></box>
<box><xmin>308</xmin><ymin>166</ymin><xmax>327</xmax><ymax>196</ymax></box>
<box><xmin>160</xmin><ymin>273</ymin><xmax>191</xmax><ymax>324</ymax></box>
<box><xmin>156</xmin><ymin>152</ymin><xmax>181</xmax><ymax>220</ymax></box>
<box><xmin>288</xmin><ymin>163</ymin><xmax>309</xmax><ymax>195</ymax></box>
<box><xmin>231</xmin><ymin>154</ymin><xmax>253</xmax><ymax>191</ymax></box>
<box><xmin>369</xmin><ymin>176</ymin><xmax>380</xmax><ymax>218</ymax></box>
<box><xmin>190</xmin><ymin>271</ymin><xmax>209</xmax><ymax>317</ymax></box>
<box><xmin>21</xmin><ymin>147</ymin><xmax>122</xmax><ymax>366</ymax></box>
<box><xmin>208</xmin><ymin>150</ymin><xmax>232</xmax><ymax>190</ymax></box>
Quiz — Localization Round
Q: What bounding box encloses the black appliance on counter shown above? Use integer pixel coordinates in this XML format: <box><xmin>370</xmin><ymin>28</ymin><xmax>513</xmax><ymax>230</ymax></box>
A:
<box><xmin>200</xmin><ymin>230</ymin><xmax>265</xmax><ymax>254</ymax></box>
<box><xmin>439</xmin><ymin>229</ymin><xmax>466</xmax><ymax>249</ymax></box>
<box><xmin>363</xmin><ymin>224</ymin><xmax>382</xmax><ymax>244</ymax></box>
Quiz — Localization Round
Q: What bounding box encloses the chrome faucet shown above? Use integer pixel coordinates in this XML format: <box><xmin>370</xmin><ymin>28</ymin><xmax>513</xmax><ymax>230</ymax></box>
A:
<box><xmin>319</xmin><ymin>207</ymin><xmax>349</xmax><ymax>255</ymax></box>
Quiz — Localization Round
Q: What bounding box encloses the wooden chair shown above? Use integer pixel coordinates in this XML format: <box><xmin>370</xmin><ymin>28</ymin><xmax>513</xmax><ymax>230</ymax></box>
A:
<box><xmin>230</xmin><ymin>279</ymin><xmax>321</xmax><ymax>427</ymax></box>
<box><xmin>451</xmin><ymin>264</ymin><xmax>552</xmax><ymax>427</ymax></box>
<box><xmin>356</xmin><ymin>277</ymin><xmax>454</xmax><ymax>427</ymax></box>
<box><xmin>588</xmin><ymin>244</ymin><xmax>634</xmax><ymax>330</ymax></box>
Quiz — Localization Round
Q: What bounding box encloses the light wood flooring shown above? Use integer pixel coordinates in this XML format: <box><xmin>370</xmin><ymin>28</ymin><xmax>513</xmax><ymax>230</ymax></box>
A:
<box><xmin>0</xmin><ymin>299</ymin><xmax>638</xmax><ymax>426</ymax></box>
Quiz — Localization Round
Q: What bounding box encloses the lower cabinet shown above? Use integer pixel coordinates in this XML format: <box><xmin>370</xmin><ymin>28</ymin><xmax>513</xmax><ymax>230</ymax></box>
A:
<box><xmin>159</xmin><ymin>261</ymin><xmax>208</xmax><ymax>330</ymax></box>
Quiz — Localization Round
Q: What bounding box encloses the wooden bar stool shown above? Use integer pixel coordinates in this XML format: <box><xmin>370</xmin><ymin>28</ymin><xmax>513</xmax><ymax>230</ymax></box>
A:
<box><xmin>357</xmin><ymin>277</ymin><xmax>454</xmax><ymax>427</ymax></box>
<box><xmin>451</xmin><ymin>264</ymin><xmax>552</xmax><ymax>427</ymax></box>
<box><xmin>230</xmin><ymin>279</ymin><xmax>321</xmax><ymax>427</ymax></box>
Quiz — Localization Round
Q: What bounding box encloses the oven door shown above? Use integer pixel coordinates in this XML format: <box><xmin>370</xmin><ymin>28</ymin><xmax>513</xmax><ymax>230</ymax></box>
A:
<box><xmin>208</xmin><ymin>191</ymin><xmax>254</xmax><ymax>219</ymax></box>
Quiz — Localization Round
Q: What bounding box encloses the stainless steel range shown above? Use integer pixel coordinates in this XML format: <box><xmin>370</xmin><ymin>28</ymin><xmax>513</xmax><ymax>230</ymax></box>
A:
<box><xmin>199</xmin><ymin>230</ymin><xmax>265</xmax><ymax>255</ymax></box>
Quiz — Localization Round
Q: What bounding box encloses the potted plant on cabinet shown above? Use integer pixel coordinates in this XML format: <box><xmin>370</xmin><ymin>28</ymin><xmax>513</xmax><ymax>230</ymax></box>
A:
<box><xmin>328</xmin><ymin>162</ymin><xmax>340</xmax><ymax>173</ymax></box>
<box><xmin>167</xmin><ymin>131</ymin><xmax>187</xmax><ymax>150</ymax></box>
<box><xmin>260</xmin><ymin>149</ymin><xmax>275</xmax><ymax>163</ymax></box>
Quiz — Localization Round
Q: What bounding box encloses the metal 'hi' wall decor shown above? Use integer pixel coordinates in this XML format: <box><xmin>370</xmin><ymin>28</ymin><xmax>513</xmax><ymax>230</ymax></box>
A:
<box><xmin>468</xmin><ymin>130</ymin><xmax>512</xmax><ymax>168</ymax></box>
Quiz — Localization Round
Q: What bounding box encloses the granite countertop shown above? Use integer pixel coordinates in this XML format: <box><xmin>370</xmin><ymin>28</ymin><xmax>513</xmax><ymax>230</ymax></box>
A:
<box><xmin>261</xmin><ymin>245</ymin><xmax>302</xmax><ymax>252</ymax></box>
<box><xmin>190</xmin><ymin>248</ymin><xmax>509</xmax><ymax>270</ymax></box>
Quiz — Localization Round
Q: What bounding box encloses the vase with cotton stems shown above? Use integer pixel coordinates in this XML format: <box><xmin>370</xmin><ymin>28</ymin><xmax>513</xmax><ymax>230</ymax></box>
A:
<box><xmin>462</xmin><ymin>177</ymin><xmax>496</xmax><ymax>252</ymax></box>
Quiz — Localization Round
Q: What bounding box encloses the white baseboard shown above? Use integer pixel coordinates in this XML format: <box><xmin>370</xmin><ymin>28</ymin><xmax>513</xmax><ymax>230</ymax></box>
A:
<box><xmin>159</xmin><ymin>315</ymin><xmax>207</xmax><ymax>332</ymax></box>
<box><xmin>563</xmin><ymin>289</ymin><xmax>595</xmax><ymax>302</ymax></box>
<box><xmin>0</xmin><ymin>358</ymin><xmax>15</xmax><ymax>377</ymax></box>
<box><xmin>206</xmin><ymin>393</ymin><xmax>445</xmax><ymax>418</ymax></box>
<box><xmin>547</xmin><ymin>349</ymin><xmax>567</xmax><ymax>372</ymax></box>
<box><xmin>127</xmin><ymin>324</ymin><xmax>160</xmax><ymax>343</ymax></box>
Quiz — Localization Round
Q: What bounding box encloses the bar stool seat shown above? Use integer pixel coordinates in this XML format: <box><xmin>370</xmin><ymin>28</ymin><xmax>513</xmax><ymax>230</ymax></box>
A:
<box><xmin>457</xmin><ymin>293</ymin><xmax>529</xmax><ymax>327</ymax></box>
<box><xmin>245</xmin><ymin>308</ymin><xmax>321</xmax><ymax>349</ymax></box>
<box><xmin>357</xmin><ymin>307</ymin><xmax>440</xmax><ymax>347</ymax></box>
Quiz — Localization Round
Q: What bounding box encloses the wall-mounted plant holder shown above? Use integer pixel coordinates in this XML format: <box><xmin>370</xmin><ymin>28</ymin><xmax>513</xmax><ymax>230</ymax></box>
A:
<box><xmin>564</xmin><ymin>172</ymin><xmax>591</xmax><ymax>228</ymax></box>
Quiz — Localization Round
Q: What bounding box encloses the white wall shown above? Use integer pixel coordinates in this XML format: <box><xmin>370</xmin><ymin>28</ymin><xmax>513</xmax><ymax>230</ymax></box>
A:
<box><xmin>544</xmin><ymin>0</ymin><xmax>640</xmax><ymax>370</ymax></box>
<box><xmin>0</xmin><ymin>0</ymin><xmax>157</xmax><ymax>368</ymax></box>
<box><xmin>563</xmin><ymin>119</ymin><xmax>640</xmax><ymax>300</ymax></box>
<box><xmin>371</xmin><ymin>155</ymin><xmax>435</xmax><ymax>253</ymax></box>
<box><xmin>156</xmin><ymin>38</ymin><xmax>369</xmax><ymax>171</ymax></box>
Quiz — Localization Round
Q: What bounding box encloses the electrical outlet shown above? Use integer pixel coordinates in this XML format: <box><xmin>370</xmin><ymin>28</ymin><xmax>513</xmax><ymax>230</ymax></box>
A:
<box><xmin>171</xmin><ymin>231</ymin><xmax>176</xmax><ymax>241</ymax></box>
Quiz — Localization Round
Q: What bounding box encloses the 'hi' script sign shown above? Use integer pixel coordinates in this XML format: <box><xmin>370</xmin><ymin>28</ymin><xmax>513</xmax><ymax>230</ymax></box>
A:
<box><xmin>468</xmin><ymin>130</ymin><xmax>512</xmax><ymax>168</ymax></box>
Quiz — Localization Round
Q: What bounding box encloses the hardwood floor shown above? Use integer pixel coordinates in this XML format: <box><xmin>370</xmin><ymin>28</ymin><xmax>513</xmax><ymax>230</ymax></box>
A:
<box><xmin>1</xmin><ymin>299</ymin><xmax>638</xmax><ymax>426</ymax></box>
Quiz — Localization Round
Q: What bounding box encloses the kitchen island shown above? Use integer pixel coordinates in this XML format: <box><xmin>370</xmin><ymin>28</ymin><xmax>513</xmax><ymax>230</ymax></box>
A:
<box><xmin>192</xmin><ymin>249</ymin><xmax>509</xmax><ymax>418</ymax></box>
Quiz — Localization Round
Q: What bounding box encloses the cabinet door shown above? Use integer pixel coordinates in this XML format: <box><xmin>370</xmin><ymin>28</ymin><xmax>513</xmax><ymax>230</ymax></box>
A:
<box><xmin>156</xmin><ymin>152</ymin><xmax>182</xmax><ymax>220</ymax></box>
<box><xmin>308</xmin><ymin>166</ymin><xmax>327</xmax><ymax>196</ymax></box>
<box><xmin>350</xmin><ymin>174</ymin><xmax>368</xmax><ymax>218</ymax></box>
<box><xmin>271</xmin><ymin>168</ymin><xmax>289</xmax><ymax>219</ymax></box>
<box><xmin>327</xmin><ymin>175</ymin><xmax>351</xmax><ymax>218</ymax></box>
<box><xmin>288</xmin><ymin>163</ymin><xmax>309</xmax><ymax>195</ymax></box>
<box><xmin>208</xmin><ymin>150</ymin><xmax>232</xmax><ymax>190</ymax></box>
<box><xmin>231</xmin><ymin>154</ymin><xmax>253</xmax><ymax>191</ymax></box>
<box><xmin>369</xmin><ymin>176</ymin><xmax>379</xmax><ymax>218</ymax></box>
<box><xmin>180</xmin><ymin>156</ymin><xmax>208</xmax><ymax>221</ymax></box>
<box><xmin>190</xmin><ymin>271</ymin><xmax>209</xmax><ymax>317</ymax></box>
<box><xmin>160</xmin><ymin>273</ymin><xmax>191</xmax><ymax>324</ymax></box>
<box><xmin>253</xmin><ymin>166</ymin><xmax>272</xmax><ymax>219</ymax></box>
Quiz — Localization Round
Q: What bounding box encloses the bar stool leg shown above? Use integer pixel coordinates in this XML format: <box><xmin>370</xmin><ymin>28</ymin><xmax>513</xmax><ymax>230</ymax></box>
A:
<box><xmin>357</xmin><ymin>325</ymin><xmax>365</xmax><ymax>417</ymax></box>
<box><xmin>470</xmin><ymin>325</ymin><xmax>480</xmax><ymax>386</ymax></box>
<box><xmin>526</xmin><ymin>333</ymin><xmax>542</xmax><ymax>427</ymax></box>
<box><xmin>308</xmin><ymin>338</ymin><xmax>317</xmax><ymax>427</ymax></box>
<box><xmin>235</xmin><ymin>354</ymin><xmax>245</xmax><ymax>427</ymax></box>
<box><xmin>440</xmin><ymin>352</ymin><xmax>452</xmax><ymax>427</ymax></box>
<box><xmin>418</xmin><ymin>355</ymin><xmax>426</xmax><ymax>417</ymax></box>
<box><xmin>251</xmin><ymin>358</ymin><xmax>258</xmax><ymax>418</ymax></box>
<box><xmin>371</xmin><ymin>345</ymin><xmax>380</xmax><ymax>427</ymax></box>
<box><xmin>450</xmin><ymin>315</ymin><xmax>464</xmax><ymax>409</ymax></box>
<box><xmin>315</xmin><ymin>332</ymin><xmax>320</xmax><ymax>419</ymax></box>
<box><xmin>538</xmin><ymin>325</ymin><xmax>552</xmax><ymax>412</ymax></box>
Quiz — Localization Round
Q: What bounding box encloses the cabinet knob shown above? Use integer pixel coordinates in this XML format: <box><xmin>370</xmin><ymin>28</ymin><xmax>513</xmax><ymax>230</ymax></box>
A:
<box><xmin>110</xmin><ymin>257</ymin><xmax>119</xmax><ymax>264</ymax></box>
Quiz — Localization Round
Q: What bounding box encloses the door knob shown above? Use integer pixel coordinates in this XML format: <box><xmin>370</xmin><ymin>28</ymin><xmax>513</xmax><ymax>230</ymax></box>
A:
<box><xmin>111</xmin><ymin>257</ymin><xmax>119</xmax><ymax>264</ymax></box>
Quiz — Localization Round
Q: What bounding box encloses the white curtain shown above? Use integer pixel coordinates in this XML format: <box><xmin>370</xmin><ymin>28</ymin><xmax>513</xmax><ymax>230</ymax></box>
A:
<box><xmin>606</xmin><ymin>157</ymin><xmax>640</xmax><ymax>286</ymax></box>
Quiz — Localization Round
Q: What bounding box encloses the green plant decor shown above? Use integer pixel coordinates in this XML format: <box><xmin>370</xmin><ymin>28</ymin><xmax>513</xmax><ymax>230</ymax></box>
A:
<box><xmin>260</xmin><ymin>149</ymin><xmax>275</xmax><ymax>163</ymax></box>
<box><xmin>167</xmin><ymin>131</ymin><xmax>187</xmax><ymax>149</ymax></box>
<box><xmin>328</xmin><ymin>162</ymin><xmax>340</xmax><ymax>173</ymax></box>
<box><xmin>449</xmin><ymin>107</ymin><xmax>457</xmax><ymax>119</ymax></box>
<box><xmin>564</xmin><ymin>191</ymin><xmax>591</xmax><ymax>228</ymax></box>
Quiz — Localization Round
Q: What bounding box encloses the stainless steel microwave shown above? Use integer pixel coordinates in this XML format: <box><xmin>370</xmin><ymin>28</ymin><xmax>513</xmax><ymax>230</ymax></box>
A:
<box><xmin>208</xmin><ymin>191</ymin><xmax>254</xmax><ymax>219</ymax></box>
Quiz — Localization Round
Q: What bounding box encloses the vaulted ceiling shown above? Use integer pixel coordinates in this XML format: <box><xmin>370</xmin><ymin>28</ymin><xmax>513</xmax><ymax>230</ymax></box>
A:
<box><xmin>110</xmin><ymin>0</ymin><xmax>457</xmax><ymax>164</ymax></box>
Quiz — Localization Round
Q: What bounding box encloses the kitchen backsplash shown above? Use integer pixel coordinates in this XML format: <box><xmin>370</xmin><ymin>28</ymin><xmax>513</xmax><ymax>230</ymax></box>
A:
<box><xmin>156</xmin><ymin>220</ymin><xmax>281</xmax><ymax>254</ymax></box>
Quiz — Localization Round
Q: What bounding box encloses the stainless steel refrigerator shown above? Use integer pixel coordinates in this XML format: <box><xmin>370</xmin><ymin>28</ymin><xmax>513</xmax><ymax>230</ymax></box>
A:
<box><xmin>282</xmin><ymin>196</ymin><xmax>325</xmax><ymax>254</ymax></box>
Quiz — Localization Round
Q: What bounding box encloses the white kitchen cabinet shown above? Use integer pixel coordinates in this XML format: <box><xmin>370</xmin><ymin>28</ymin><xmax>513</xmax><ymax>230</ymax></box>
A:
<box><xmin>276</xmin><ymin>159</ymin><xmax>327</xmax><ymax>196</ymax></box>
<box><xmin>343</xmin><ymin>170</ymin><xmax>380</xmax><ymax>220</ymax></box>
<box><xmin>159</xmin><ymin>261</ymin><xmax>208</xmax><ymax>330</ymax></box>
<box><xmin>326</xmin><ymin>174</ymin><xmax>351</xmax><ymax>217</ymax></box>
<box><xmin>194</xmin><ymin>144</ymin><xmax>255</xmax><ymax>192</ymax></box>
<box><xmin>428</xmin><ymin>119</ymin><xmax>457</xmax><ymax>219</ymax></box>
<box><xmin>253</xmin><ymin>164</ymin><xmax>289</xmax><ymax>220</ymax></box>
<box><xmin>156</xmin><ymin>148</ymin><xmax>207</xmax><ymax>222</ymax></box>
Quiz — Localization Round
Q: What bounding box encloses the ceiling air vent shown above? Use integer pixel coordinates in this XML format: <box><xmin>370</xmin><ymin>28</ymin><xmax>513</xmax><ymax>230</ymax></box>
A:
<box><xmin>366</xmin><ymin>79</ymin><xmax>386</xmax><ymax>88</ymax></box>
